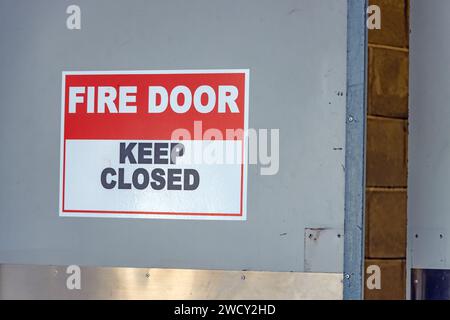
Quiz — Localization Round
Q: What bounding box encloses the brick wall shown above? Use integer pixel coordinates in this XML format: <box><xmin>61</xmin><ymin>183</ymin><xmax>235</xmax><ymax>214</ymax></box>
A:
<box><xmin>364</xmin><ymin>0</ymin><xmax>409</xmax><ymax>300</ymax></box>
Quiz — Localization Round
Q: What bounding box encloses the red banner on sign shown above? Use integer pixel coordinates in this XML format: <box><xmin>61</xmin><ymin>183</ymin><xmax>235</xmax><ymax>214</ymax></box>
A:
<box><xmin>63</xmin><ymin>71</ymin><xmax>247</xmax><ymax>140</ymax></box>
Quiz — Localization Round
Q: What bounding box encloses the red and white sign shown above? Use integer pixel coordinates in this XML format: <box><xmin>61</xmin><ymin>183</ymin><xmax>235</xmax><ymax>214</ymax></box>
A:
<box><xmin>59</xmin><ymin>70</ymin><xmax>249</xmax><ymax>220</ymax></box>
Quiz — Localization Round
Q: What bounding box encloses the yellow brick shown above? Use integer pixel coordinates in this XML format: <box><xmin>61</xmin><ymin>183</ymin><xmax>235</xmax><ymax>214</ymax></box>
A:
<box><xmin>365</xmin><ymin>190</ymin><xmax>407</xmax><ymax>258</ymax></box>
<box><xmin>369</xmin><ymin>0</ymin><xmax>409</xmax><ymax>48</ymax></box>
<box><xmin>368</xmin><ymin>47</ymin><xmax>409</xmax><ymax>118</ymax></box>
<box><xmin>366</xmin><ymin>118</ymin><xmax>408</xmax><ymax>187</ymax></box>
<box><xmin>364</xmin><ymin>259</ymin><xmax>405</xmax><ymax>300</ymax></box>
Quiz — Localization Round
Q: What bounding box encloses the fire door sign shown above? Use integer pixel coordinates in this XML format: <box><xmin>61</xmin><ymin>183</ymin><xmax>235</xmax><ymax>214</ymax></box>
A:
<box><xmin>59</xmin><ymin>70</ymin><xmax>249</xmax><ymax>220</ymax></box>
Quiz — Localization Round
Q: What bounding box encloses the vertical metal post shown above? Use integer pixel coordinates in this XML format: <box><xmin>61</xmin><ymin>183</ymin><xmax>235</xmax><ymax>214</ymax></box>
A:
<box><xmin>344</xmin><ymin>0</ymin><xmax>368</xmax><ymax>300</ymax></box>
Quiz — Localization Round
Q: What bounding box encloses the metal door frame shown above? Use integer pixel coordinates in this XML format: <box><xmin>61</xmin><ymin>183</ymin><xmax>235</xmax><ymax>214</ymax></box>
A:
<box><xmin>343</xmin><ymin>0</ymin><xmax>368</xmax><ymax>300</ymax></box>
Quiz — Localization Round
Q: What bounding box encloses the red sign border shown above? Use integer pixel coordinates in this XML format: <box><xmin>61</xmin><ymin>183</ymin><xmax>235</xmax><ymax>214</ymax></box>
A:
<box><xmin>59</xmin><ymin>69</ymin><xmax>249</xmax><ymax>220</ymax></box>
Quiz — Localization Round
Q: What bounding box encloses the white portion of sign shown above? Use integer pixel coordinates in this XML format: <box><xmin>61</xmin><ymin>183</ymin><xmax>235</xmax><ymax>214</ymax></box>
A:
<box><xmin>62</xmin><ymin>140</ymin><xmax>245</xmax><ymax>220</ymax></box>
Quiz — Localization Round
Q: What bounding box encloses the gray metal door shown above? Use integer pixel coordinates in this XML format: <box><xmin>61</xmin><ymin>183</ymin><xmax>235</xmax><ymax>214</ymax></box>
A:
<box><xmin>409</xmin><ymin>0</ymin><xmax>450</xmax><ymax>300</ymax></box>
<box><xmin>0</xmin><ymin>0</ymin><xmax>366</xmax><ymax>299</ymax></box>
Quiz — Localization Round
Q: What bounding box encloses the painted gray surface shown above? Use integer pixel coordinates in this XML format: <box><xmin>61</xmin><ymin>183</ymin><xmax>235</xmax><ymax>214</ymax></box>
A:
<box><xmin>0</xmin><ymin>0</ymin><xmax>349</xmax><ymax>272</ymax></box>
<box><xmin>408</xmin><ymin>0</ymin><xmax>450</xmax><ymax>272</ymax></box>
<box><xmin>304</xmin><ymin>228</ymin><xmax>344</xmax><ymax>273</ymax></box>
